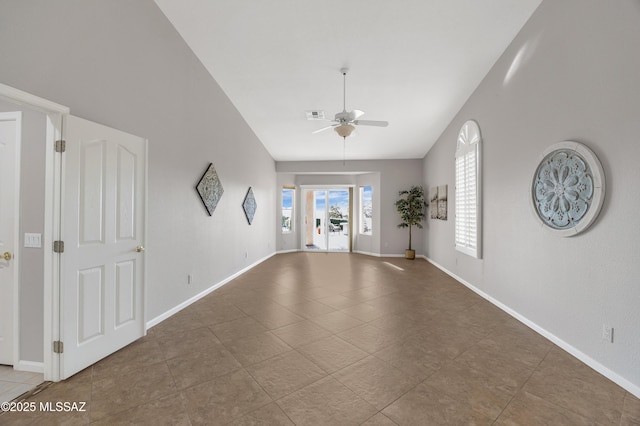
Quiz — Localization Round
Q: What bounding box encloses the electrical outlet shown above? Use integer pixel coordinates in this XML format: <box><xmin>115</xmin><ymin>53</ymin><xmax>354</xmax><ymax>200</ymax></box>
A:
<box><xmin>602</xmin><ymin>324</ymin><xmax>614</xmax><ymax>343</ymax></box>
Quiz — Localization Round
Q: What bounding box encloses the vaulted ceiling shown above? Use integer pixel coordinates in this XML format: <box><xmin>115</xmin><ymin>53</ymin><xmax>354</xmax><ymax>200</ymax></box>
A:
<box><xmin>154</xmin><ymin>0</ymin><xmax>542</xmax><ymax>162</ymax></box>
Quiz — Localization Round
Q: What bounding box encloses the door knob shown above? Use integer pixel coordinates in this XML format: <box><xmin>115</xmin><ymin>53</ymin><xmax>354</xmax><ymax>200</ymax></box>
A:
<box><xmin>2</xmin><ymin>252</ymin><xmax>12</xmax><ymax>261</ymax></box>
<box><xmin>135</xmin><ymin>245</ymin><xmax>145</xmax><ymax>253</ymax></box>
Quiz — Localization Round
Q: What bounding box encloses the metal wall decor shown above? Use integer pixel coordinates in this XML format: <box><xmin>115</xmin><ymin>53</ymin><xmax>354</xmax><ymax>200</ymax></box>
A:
<box><xmin>531</xmin><ymin>141</ymin><xmax>605</xmax><ymax>236</ymax></box>
<box><xmin>243</xmin><ymin>187</ymin><xmax>257</xmax><ymax>225</ymax></box>
<box><xmin>196</xmin><ymin>163</ymin><xmax>224</xmax><ymax>216</ymax></box>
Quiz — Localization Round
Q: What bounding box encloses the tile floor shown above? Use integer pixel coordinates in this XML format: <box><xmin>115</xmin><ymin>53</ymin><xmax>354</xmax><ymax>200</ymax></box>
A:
<box><xmin>0</xmin><ymin>366</ymin><xmax>44</xmax><ymax>404</ymax></box>
<box><xmin>1</xmin><ymin>252</ymin><xmax>639</xmax><ymax>425</ymax></box>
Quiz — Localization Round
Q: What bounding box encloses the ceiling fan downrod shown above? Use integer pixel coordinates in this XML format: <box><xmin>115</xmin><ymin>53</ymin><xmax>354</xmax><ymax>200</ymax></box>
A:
<box><xmin>341</xmin><ymin>67</ymin><xmax>348</xmax><ymax>113</ymax></box>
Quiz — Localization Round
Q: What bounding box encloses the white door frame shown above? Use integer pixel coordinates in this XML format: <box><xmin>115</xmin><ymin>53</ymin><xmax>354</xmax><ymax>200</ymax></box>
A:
<box><xmin>300</xmin><ymin>185</ymin><xmax>354</xmax><ymax>253</ymax></box>
<box><xmin>0</xmin><ymin>83</ymin><xmax>69</xmax><ymax>380</ymax></box>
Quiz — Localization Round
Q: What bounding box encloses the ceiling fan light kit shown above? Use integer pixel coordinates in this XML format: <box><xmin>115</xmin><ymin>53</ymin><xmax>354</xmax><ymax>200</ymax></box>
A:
<box><xmin>335</xmin><ymin>124</ymin><xmax>355</xmax><ymax>138</ymax></box>
<box><xmin>312</xmin><ymin>68</ymin><xmax>388</xmax><ymax>140</ymax></box>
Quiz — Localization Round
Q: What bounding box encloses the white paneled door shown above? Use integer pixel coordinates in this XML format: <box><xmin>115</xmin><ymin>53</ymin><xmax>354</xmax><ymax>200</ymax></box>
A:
<box><xmin>0</xmin><ymin>112</ymin><xmax>21</xmax><ymax>366</ymax></box>
<box><xmin>60</xmin><ymin>115</ymin><xmax>146</xmax><ymax>379</ymax></box>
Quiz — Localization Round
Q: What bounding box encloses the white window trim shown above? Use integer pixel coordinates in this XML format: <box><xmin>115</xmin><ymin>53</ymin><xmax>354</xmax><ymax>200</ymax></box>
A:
<box><xmin>455</xmin><ymin>120</ymin><xmax>482</xmax><ymax>259</ymax></box>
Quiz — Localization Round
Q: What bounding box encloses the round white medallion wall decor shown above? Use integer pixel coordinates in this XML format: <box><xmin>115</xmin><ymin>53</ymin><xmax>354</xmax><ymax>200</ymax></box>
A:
<box><xmin>530</xmin><ymin>141</ymin><xmax>605</xmax><ymax>236</ymax></box>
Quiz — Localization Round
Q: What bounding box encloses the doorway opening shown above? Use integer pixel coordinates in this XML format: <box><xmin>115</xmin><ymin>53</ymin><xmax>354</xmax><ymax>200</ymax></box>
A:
<box><xmin>303</xmin><ymin>187</ymin><xmax>352</xmax><ymax>252</ymax></box>
<box><xmin>0</xmin><ymin>83</ymin><xmax>69</xmax><ymax>384</ymax></box>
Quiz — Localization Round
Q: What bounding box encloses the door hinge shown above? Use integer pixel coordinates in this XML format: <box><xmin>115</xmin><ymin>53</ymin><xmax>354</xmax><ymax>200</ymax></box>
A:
<box><xmin>53</xmin><ymin>341</ymin><xmax>64</xmax><ymax>354</ymax></box>
<box><xmin>53</xmin><ymin>240</ymin><xmax>64</xmax><ymax>253</ymax></box>
<box><xmin>55</xmin><ymin>139</ymin><xmax>66</xmax><ymax>153</ymax></box>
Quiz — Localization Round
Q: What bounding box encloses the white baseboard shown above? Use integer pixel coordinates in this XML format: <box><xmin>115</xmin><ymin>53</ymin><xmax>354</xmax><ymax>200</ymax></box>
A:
<box><xmin>278</xmin><ymin>249</ymin><xmax>410</xmax><ymax>258</ymax></box>
<box><xmin>15</xmin><ymin>360</ymin><xmax>44</xmax><ymax>373</ymax></box>
<box><xmin>276</xmin><ymin>249</ymin><xmax>299</xmax><ymax>254</ymax></box>
<box><xmin>276</xmin><ymin>249</ymin><xmax>427</xmax><ymax>260</ymax></box>
<box><xmin>424</xmin><ymin>256</ymin><xmax>640</xmax><ymax>399</ymax></box>
<box><xmin>353</xmin><ymin>251</ymin><xmax>411</xmax><ymax>258</ymax></box>
<box><xmin>353</xmin><ymin>250</ymin><xmax>380</xmax><ymax>257</ymax></box>
<box><xmin>146</xmin><ymin>252</ymin><xmax>276</xmax><ymax>329</ymax></box>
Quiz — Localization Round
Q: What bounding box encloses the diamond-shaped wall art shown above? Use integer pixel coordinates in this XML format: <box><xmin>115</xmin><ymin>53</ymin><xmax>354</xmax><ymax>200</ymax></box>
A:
<box><xmin>243</xmin><ymin>187</ymin><xmax>257</xmax><ymax>225</ymax></box>
<box><xmin>196</xmin><ymin>163</ymin><xmax>224</xmax><ymax>216</ymax></box>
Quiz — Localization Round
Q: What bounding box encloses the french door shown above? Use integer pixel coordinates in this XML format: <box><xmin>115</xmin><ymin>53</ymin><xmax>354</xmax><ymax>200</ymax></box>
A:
<box><xmin>302</xmin><ymin>187</ymin><xmax>352</xmax><ymax>252</ymax></box>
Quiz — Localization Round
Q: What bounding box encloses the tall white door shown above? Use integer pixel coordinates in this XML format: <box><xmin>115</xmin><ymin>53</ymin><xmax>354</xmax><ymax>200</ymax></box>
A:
<box><xmin>60</xmin><ymin>115</ymin><xmax>146</xmax><ymax>379</ymax></box>
<box><xmin>0</xmin><ymin>112</ymin><xmax>21</xmax><ymax>366</ymax></box>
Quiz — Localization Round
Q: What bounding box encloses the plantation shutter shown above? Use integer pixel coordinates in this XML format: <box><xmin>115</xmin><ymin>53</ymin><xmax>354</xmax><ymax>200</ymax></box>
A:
<box><xmin>455</xmin><ymin>121</ymin><xmax>481</xmax><ymax>259</ymax></box>
<box><xmin>455</xmin><ymin>145</ymin><xmax>476</xmax><ymax>254</ymax></box>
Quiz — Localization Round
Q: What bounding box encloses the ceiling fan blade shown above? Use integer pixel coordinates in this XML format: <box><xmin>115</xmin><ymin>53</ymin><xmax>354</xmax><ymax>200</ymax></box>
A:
<box><xmin>312</xmin><ymin>124</ymin><xmax>338</xmax><ymax>134</ymax></box>
<box><xmin>353</xmin><ymin>120</ymin><xmax>388</xmax><ymax>127</ymax></box>
<box><xmin>350</xmin><ymin>110</ymin><xmax>365</xmax><ymax>120</ymax></box>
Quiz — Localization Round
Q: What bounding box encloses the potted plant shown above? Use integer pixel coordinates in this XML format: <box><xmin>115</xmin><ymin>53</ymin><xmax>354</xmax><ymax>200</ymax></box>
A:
<box><xmin>395</xmin><ymin>185</ymin><xmax>428</xmax><ymax>259</ymax></box>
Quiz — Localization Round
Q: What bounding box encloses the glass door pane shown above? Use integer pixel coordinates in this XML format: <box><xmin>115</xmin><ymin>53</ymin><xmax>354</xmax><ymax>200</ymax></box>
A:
<box><xmin>328</xmin><ymin>189</ymin><xmax>350</xmax><ymax>251</ymax></box>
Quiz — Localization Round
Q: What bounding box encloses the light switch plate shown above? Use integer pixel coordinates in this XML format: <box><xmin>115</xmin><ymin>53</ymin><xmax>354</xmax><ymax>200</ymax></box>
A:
<box><xmin>24</xmin><ymin>233</ymin><xmax>42</xmax><ymax>248</ymax></box>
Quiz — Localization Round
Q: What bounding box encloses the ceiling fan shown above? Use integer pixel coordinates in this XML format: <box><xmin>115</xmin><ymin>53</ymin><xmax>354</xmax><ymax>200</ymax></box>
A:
<box><xmin>312</xmin><ymin>68</ymin><xmax>389</xmax><ymax>139</ymax></box>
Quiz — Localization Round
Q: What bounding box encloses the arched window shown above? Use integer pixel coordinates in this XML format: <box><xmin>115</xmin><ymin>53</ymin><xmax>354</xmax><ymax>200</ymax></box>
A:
<box><xmin>455</xmin><ymin>120</ymin><xmax>482</xmax><ymax>259</ymax></box>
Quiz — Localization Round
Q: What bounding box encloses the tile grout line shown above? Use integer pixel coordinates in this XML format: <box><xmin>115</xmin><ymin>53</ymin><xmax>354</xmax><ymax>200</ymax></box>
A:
<box><xmin>490</xmin><ymin>343</ymin><xmax>554</xmax><ymax>425</ymax></box>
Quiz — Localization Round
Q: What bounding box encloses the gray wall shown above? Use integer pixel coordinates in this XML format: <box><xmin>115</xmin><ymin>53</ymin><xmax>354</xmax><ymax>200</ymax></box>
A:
<box><xmin>0</xmin><ymin>0</ymin><xmax>276</xmax><ymax>362</ymax></box>
<box><xmin>277</xmin><ymin>159</ymin><xmax>424</xmax><ymax>256</ymax></box>
<box><xmin>423</xmin><ymin>0</ymin><xmax>640</xmax><ymax>394</ymax></box>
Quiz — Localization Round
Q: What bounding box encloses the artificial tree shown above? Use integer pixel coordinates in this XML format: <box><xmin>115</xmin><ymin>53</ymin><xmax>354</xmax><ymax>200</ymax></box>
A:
<box><xmin>395</xmin><ymin>185</ymin><xmax>428</xmax><ymax>259</ymax></box>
